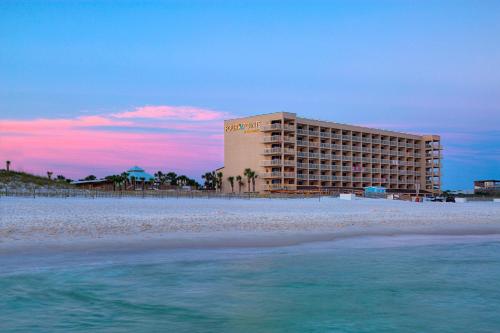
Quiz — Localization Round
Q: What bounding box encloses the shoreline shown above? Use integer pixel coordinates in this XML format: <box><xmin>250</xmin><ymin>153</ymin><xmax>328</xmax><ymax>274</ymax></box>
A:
<box><xmin>3</xmin><ymin>225</ymin><xmax>500</xmax><ymax>257</ymax></box>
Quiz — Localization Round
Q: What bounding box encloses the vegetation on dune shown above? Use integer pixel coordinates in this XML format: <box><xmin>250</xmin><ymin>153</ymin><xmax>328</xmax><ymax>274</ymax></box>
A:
<box><xmin>0</xmin><ymin>169</ymin><xmax>74</xmax><ymax>188</ymax></box>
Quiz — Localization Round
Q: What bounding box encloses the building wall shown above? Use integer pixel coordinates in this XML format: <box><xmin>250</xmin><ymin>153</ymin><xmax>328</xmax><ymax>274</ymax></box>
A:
<box><xmin>222</xmin><ymin>112</ymin><xmax>442</xmax><ymax>194</ymax></box>
<box><xmin>223</xmin><ymin>113</ymin><xmax>286</xmax><ymax>193</ymax></box>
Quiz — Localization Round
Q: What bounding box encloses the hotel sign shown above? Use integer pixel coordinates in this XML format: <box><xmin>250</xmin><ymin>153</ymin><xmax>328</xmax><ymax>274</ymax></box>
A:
<box><xmin>225</xmin><ymin>121</ymin><xmax>261</xmax><ymax>134</ymax></box>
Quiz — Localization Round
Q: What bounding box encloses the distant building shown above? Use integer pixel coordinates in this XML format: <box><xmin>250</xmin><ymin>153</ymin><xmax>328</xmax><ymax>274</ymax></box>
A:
<box><xmin>222</xmin><ymin>112</ymin><xmax>442</xmax><ymax>194</ymax></box>
<box><xmin>71</xmin><ymin>178</ymin><xmax>113</xmax><ymax>190</ymax></box>
<box><xmin>474</xmin><ymin>180</ymin><xmax>500</xmax><ymax>195</ymax></box>
<box><xmin>126</xmin><ymin>166</ymin><xmax>154</xmax><ymax>182</ymax></box>
<box><xmin>72</xmin><ymin>166</ymin><xmax>155</xmax><ymax>190</ymax></box>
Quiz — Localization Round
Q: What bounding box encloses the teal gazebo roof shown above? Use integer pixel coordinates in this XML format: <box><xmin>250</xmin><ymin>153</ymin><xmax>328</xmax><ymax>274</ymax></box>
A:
<box><xmin>126</xmin><ymin>166</ymin><xmax>154</xmax><ymax>181</ymax></box>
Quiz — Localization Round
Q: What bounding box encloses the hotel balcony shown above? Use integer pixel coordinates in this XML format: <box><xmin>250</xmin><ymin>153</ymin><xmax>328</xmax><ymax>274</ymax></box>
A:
<box><xmin>262</xmin><ymin>148</ymin><xmax>282</xmax><ymax>155</ymax></box>
<box><xmin>260</xmin><ymin>160</ymin><xmax>284</xmax><ymax>167</ymax></box>
<box><xmin>260</xmin><ymin>123</ymin><xmax>282</xmax><ymax>131</ymax></box>
<box><xmin>297</xmin><ymin>163</ymin><xmax>308</xmax><ymax>169</ymax></box>
<box><xmin>297</xmin><ymin>140</ymin><xmax>308</xmax><ymax>146</ymax></box>
<box><xmin>309</xmin><ymin>153</ymin><xmax>320</xmax><ymax>159</ymax></box>
<box><xmin>297</xmin><ymin>151</ymin><xmax>308</xmax><ymax>158</ymax></box>
<box><xmin>297</xmin><ymin>129</ymin><xmax>308</xmax><ymax>135</ymax></box>
<box><xmin>262</xmin><ymin>135</ymin><xmax>282</xmax><ymax>143</ymax></box>
<box><xmin>266</xmin><ymin>184</ymin><xmax>294</xmax><ymax>191</ymax></box>
<box><xmin>260</xmin><ymin>159</ymin><xmax>295</xmax><ymax>167</ymax></box>
<box><xmin>262</xmin><ymin>172</ymin><xmax>282</xmax><ymax>178</ymax></box>
<box><xmin>261</xmin><ymin>123</ymin><xmax>295</xmax><ymax>132</ymax></box>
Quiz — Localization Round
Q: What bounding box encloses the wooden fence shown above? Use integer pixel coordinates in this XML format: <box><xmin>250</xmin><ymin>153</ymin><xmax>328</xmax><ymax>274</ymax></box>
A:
<box><xmin>0</xmin><ymin>188</ymin><xmax>335</xmax><ymax>200</ymax></box>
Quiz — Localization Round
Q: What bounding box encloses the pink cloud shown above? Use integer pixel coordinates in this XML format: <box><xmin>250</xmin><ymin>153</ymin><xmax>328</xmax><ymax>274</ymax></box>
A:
<box><xmin>0</xmin><ymin>105</ymin><xmax>230</xmax><ymax>179</ymax></box>
<box><xmin>113</xmin><ymin>105</ymin><xmax>229</xmax><ymax>121</ymax></box>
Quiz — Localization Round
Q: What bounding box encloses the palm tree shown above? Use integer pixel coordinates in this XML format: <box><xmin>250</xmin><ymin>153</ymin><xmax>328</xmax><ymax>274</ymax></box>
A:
<box><xmin>155</xmin><ymin>171</ymin><xmax>165</xmax><ymax>188</ymax></box>
<box><xmin>131</xmin><ymin>176</ymin><xmax>136</xmax><ymax>190</ymax></box>
<box><xmin>5</xmin><ymin>160</ymin><xmax>11</xmax><ymax>172</ymax></box>
<box><xmin>243</xmin><ymin>168</ymin><xmax>252</xmax><ymax>192</ymax></box>
<box><xmin>251</xmin><ymin>172</ymin><xmax>258</xmax><ymax>192</ymax></box>
<box><xmin>227</xmin><ymin>176</ymin><xmax>235</xmax><ymax>193</ymax></box>
<box><xmin>216</xmin><ymin>171</ymin><xmax>223</xmax><ymax>192</ymax></box>
<box><xmin>140</xmin><ymin>177</ymin><xmax>146</xmax><ymax>191</ymax></box>
<box><xmin>105</xmin><ymin>175</ymin><xmax>118</xmax><ymax>191</ymax></box>
<box><xmin>177</xmin><ymin>175</ymin><xmax>189</xmax><ymax>187</ymax></box>
<box><xmin>202</xmin><ymin>172</ymin><xmax>216</xmax><ymax>190</ymax></box>
<box><xmin>236</xmin><ymin>175</ymin><xmax>243</xmax><ymax>193</ymax></box>
<box><xmin>47</xmin><ymin>171</ymin><xmax>53</xmax><ymax>180</ymax></box>
<box><xmin>120</xmin><ymin>172</ymin><xmax>129</xmax><ymax>190</ymax></box>
<box><xmin>166</xmin><ymin>172</ymin><xmax>178</xmax><ymax>186</ymax></box>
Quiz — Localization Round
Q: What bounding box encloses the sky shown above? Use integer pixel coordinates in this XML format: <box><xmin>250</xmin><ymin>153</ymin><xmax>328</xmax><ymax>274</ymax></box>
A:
<box><xmin>1</xmin><ymin>0</ymin><xmax>499</xmax><ymax>189</ymax></box>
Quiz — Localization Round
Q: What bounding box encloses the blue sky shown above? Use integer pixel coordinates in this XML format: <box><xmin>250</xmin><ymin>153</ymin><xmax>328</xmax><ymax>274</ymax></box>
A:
<box><xmin>1</xmin><ymin>0</ymin><xmax>499</xmax><ymax>189</ymax></box>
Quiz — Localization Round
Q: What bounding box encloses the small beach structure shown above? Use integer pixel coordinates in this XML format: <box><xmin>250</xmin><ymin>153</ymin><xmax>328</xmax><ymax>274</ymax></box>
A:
<box><xmin>71</xmin><ymin>178</ymin><xmax>113</xmax><ymax>190</ymax></box>
<box><xmin>126</xmin><ymin>166</ymin><xmax>154</xmax><ymax>182</ymax></box>
<box><xmin>364</xmin><ymin>186</ymin><xmax>386</xmax><ymax>198</ymax></box>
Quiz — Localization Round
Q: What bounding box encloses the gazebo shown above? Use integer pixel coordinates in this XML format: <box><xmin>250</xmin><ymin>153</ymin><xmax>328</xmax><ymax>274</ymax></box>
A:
<box><xmin>127</xmin><ymin>166</ymin><xmax>154</xmax><ymax>189</ymax></box>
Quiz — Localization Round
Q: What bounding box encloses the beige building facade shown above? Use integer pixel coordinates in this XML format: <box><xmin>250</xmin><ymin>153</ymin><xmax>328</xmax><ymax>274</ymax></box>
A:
<box><xmin>222</xmin><ymin>112</ymin><xmax>442</xmax><ymax>194</ymax></box>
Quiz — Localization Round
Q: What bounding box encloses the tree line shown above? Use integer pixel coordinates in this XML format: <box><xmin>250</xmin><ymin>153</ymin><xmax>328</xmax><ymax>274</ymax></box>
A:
<box><xmin>202</xmin><ymin>168</ymin><xmax>258</xmax><ymax>193</ymax></box>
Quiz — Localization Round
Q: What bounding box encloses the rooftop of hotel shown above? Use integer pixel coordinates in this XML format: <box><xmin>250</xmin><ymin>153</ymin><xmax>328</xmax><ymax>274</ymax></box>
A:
<box><xmin>224</xmin><ymin>112</ymin><xmax>437</xmax><ymax>139</ymax></box>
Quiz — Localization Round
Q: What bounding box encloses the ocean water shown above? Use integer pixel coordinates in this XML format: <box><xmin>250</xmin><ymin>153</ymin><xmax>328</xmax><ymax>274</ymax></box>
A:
<box><xmin>1</xmin><ymin>236</ymin><xmax>500</xmax><ymax>333</ymax></box>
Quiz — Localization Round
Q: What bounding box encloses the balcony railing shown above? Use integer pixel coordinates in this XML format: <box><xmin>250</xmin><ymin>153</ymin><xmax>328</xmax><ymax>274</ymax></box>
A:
<box><xmin>260</xmin><ymin>160</ymin><xmax>283</xmax><ymax>166</ymax></box>
<box><xmin>261</xmin><ymin>123</ymin><xmax>282</xmax><ymax>131</ymax></box>
<box><xmin>262</xmin><ymin>135</ymin><xmax>282</xmax><ymax>143</ymax></box>
<box><xmin>262</xmin><ymin>172</ymin><xmax>282</xmax><ymax>178</ymax></box>
<box><xmin>263</xmin><ymin>148</ymin><xmax>282</xmax><ymax>155</ymax></box>
<box><xmin>297</xmin><ymin>151</ymin><xmax>308</xmax><ymax>158</ymax></box>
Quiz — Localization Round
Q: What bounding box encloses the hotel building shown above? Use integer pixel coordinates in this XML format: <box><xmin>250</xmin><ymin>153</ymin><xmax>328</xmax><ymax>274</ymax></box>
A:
<box><xmin>222</xmin><ymin>112</ymin><xmax>442</xmax><ymax>194</ymax></box>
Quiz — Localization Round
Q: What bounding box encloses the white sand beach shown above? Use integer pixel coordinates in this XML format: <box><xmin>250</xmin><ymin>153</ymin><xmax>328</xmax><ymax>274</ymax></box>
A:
<box><xmin>1</xmin><ymin>197</ymin><xmax>499</xmax><ymax>253</ymax></box>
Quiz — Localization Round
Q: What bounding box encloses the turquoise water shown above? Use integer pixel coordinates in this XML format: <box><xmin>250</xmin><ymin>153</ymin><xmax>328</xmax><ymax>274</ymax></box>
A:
<box><xmin>2</xmin><ymin>236</ymin><xmax>500</xmax><ymax>332</ymax></box>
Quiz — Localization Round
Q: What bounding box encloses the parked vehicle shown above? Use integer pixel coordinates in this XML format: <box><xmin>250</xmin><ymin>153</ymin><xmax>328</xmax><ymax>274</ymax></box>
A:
<box><xmin>430</xmin><ymin>196</ymin><xmax>444</xmax><ymax>202</ymax></box>
<box><xmin>445</xmin><ymin>196</ymin><xmax>456</xmax><ymax>203</ymax></box>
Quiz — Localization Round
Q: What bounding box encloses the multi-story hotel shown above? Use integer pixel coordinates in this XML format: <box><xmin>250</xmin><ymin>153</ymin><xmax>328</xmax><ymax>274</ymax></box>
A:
<box><xmin>222</xmin><ymin>112</ymin><xmax>442</xmax><ymax>195</ymax></box>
